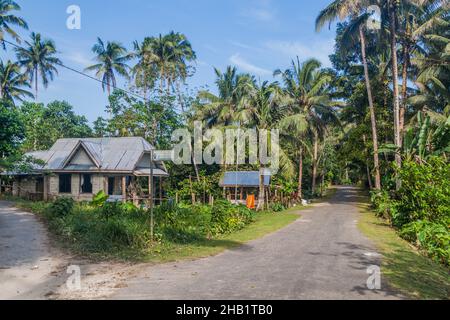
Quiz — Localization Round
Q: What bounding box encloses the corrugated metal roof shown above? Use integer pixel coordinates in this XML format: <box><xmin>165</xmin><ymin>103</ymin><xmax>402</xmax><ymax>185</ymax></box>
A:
<box><xmin>133</xmin><ymin>169</ymin><xmax>170</xmax><ymax>177</ymax></box>
<box><xmin>220</xmin><ymin>171</ymin><xmax>271</xmax><ymax>187</ymax></box>
<box><xmin>19</xmin><ymin>137</ymin><xmax>167</xmax><ymax>174</ymax></box>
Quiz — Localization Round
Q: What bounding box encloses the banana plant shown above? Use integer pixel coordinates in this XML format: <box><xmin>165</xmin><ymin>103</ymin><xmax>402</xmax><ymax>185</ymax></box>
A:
<box><xmin>379</xmin><ymin>111</ymin><xmax>450</xmax><ymax>162</ymax></box>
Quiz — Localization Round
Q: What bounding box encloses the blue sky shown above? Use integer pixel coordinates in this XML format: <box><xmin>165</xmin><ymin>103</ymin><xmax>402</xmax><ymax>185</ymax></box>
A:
<box><xmin>2</xmin><ymin>0</ymin><xmax>338</xmax><ymax>123</ymax></box>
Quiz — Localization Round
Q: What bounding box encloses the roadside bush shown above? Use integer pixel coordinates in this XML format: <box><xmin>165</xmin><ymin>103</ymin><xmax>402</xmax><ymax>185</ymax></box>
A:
<box><xmin>154</xmin><ymin>202</ymin><xmax>212</xmax><ymax>242</ymax></box>
<box><xmin>270</xmin><ymin>202</ymin><xmax>286</xmax><ymax>212</ymax></box>
<box><xmin>154</xmin><ymin>200</ymin><xmax>255</xmax><ymax>241</ymax></box>
<box><xmin>399</xmin><ymin>220</ymin><xmax>450</xmax><ymax>266</ymax></box>
<box><xmin>210</xmin><ymin>200</ymin><xmax>255</xmax><ymax>235</ymax></box>
<box><xmin>370</xmin><ymin>190</ymin><xmax>397</xmax><ymax>220</ymax></box>
<box><xmin>394</xmin><ymin>157</ymin><xmax>450</xmax><ymax>227</ymax></box>
<box><xmin>49</xmin><ymin>197</ymin><xmax>75</xmax><ymax>217</ymax></box>
<box><xmin>370</xmin><ymin>157</ymin><xmax>450</xmax><ymax>268</ymax></box>
<box><xmin>39</xmin><ymin>197</ymin><xmax>258</xmax><ymax>258</ymax></box>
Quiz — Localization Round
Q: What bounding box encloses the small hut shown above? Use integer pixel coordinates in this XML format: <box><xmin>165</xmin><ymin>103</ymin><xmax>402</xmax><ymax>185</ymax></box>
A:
<box><xmin>219</xmin><ymin>170</ymin><xmax>271</xmax><ymax>205</ymax></box>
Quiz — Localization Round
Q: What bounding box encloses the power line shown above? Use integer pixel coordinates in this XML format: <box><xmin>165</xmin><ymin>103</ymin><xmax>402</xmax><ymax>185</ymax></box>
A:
<box><xmin>1</xmin><ymin>39</ymin><xmax>147</xmax><ymax>101</ymax></box>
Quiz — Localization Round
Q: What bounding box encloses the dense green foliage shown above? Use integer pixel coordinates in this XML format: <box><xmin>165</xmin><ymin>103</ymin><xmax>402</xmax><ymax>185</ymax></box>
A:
<box><xmin>29</xmin><ymin>196</ymin><xmax>256</xmax><ymax>257</ymax></box>
<box><xmin>48</xmin><ymin>197</ymin><xmax>75</xmax><ymax>217</ymax></box>
<box><xmin>372</xmin><ymin>158</ymin><xmax>450</xmax><ymax>266</ymax></box>
<box><xmin>0</xmin><ymin>100</ymin><xmax>24</xmax><ymax>157</ymax></box>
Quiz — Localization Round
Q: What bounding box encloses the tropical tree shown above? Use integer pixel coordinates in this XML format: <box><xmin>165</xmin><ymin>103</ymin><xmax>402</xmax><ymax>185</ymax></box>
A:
<box><xmin>0</xmin><ymin>59</ymin><xmax>33</xmax><ymax>102</ymax></box>
<box><xmin>0</xmin><ymin>0</ymin><xmax>28</xmax><ymax>44</ymax></box>
<box><xmin>275</xmin><ymin>58</ymin><xmax>339</xmax><ymax>195</ymax></box>
<box><xmin>137</xmin><ymin>32</ymin><xmax>196</xmax><ymax>100</ymax></box>
<box><xmin>166</xmin><ymin>31</ymin><xmax>196</xmax><ymax>109</ymax></box>
<box><xmin>85</xmin><ymin>38</ymin><xmax>131</xmax><ymax>96</ymax></box>
<box><xmin>132</xmin><ymin>39</ymin><xmax>157</xmax><ymax>99</ymax></box>
<box><xmin>239</xmin><ymin>81</ymin><xmax>293</xmax><ymax>210</ymax></box>
<box><xmin>0</xmin><ymin>99</ymin><xmax>24</xmax><ymax>158</ymax></box>
<box><xmin>409</xmin><ymin>5</ymin><xmax>450</xmax><ymax>114</ymax></box>
<box><xmin>15</xmin><ymin>32</ymin><xmax>61</xmax><ymax>100</ymax></box>
<box><xmin>316</xmin><ymin>1</ymin><xmax>382</xmax><ymax>190</ymax></box>
<box><xmin>19</xmin><ymin>100</ymin><xmax>93</xmax><ymax>151</ymax></box>
<box><xmin>195</xmin><ymin>66</ymin><xmax>254</xmax><ymax>128</ymax></box>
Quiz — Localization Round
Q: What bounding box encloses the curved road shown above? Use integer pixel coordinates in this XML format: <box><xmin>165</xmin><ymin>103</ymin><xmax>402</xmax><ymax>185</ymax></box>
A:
<box><xmin>0</xmin><ymin>202</ymin><xmax>66</xmax><ymax>299</ymax></box>
<box><xmin>113</xmin><ymin>186</ymin><xmax>403</xmax><ymax>300</ymax></box>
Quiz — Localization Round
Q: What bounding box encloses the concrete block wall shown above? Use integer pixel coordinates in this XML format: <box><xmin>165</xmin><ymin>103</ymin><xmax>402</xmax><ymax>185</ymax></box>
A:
<box><xmin>19</xmin><ymin>178</ymin><xmax>37</xmax><ymax>195</ymax></box>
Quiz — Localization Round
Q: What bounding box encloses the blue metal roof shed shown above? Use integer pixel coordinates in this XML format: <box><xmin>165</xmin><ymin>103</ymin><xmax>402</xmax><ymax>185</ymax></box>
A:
<box><xmin>219</xmin><ymin>171</ymin><xmax>271</xmax><ymax>187</ymax></box>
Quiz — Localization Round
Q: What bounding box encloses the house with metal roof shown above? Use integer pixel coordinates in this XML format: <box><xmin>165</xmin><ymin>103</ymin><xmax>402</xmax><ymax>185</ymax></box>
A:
<box><xmin>4</xmin><ymin>137</ymin><xmax>169</xmax><ymax>202</ymax></box>
<box><xmin>219</xmin><ymin>170</ymin><xmax>272</xmax><ymax>205</ymax></box>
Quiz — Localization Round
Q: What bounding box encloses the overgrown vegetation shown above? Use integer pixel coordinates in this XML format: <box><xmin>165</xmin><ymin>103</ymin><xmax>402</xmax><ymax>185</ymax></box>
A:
<box><xmin>358</xmin><ymin>202</ymin><xmax>450</xmax><ymax>300</ymax></box>
<box><xmin>371</xmin><ymin>158</ymin><xmax>450</xmax><ymax>266</ymax></box>
<box><xmin>15</xmin><ymin>195</ymin><xmax>262</xmax><ymax>259</ymax></box>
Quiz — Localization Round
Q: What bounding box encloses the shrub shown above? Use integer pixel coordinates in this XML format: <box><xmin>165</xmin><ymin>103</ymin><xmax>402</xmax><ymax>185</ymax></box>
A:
<box><xmin>394</xmin><ymin>157</ymin><xmax>450</xmax><ymax>227</ymax></box>
<box><xmin>210</xmin><ymin>200</ymin><xmax>255</xmax><ymax>235</ymax></box>
<box><xmin>370</xmin><ymin>190</ymin><xmax>397</xmax><ymax>220</ymax></box>
<box><xmin>270</xmin><ymin>202</ymin><xmax>286</xmax><ymax>212</ymax></box>
<box><xmin>49</xmin><ymin>197</ymin><xmax>75</xmax><ymax>217</ymax></box>
<box><xmin>399</xmin><ymin>220</ymin><xmax>450</xmax><ymax>266</ymax></box>
<box><xmin>99</xmin><ymin>202</ymin><xmax>124</xmax><ymax>220</ymax></box>
<box><xmin>370</xmin><ymin>157</ymin><xmax>450</xmax><ymax>268</ymax></box>
<box><xmin>154</xmin><ymin>202</ymin><xmax>212</xmax><ymax>242</ymax></box>
<box><xmin>92</xmin><ymin>190</ymin><xmax>108</xmax><ymax>207</ymax></box>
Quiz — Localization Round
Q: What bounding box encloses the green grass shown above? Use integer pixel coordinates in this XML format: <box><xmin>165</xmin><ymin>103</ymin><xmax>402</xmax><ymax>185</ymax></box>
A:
<box><xmin>138</xmin><ymin>209</ymin><xmax>300</xmax><ymax>263</ymax></box>
<box><xmin>358</xmin><ymin>201</ymin><xmax>450</xmax><ymax>300</ymax></box>
<box><xmin>1</xmin><ymin>195</ymin><xmax>301</xmax><ymax>263</ymax></box>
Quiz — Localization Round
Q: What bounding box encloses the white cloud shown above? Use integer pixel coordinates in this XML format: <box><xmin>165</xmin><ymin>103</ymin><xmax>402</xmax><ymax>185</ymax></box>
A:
<box><xmin>264</xmin><ymin>39</ymin><xmax>335</xmax><ymax>67</ymax></box>
<box><xmin>229</xmin><ymin>53</ymin><xmax>271</xmax><ymax>76</ymax></box>
<box><xmin>229</xmin><ymin>41</ymin><xmax>263</xmax><ymax>52</ymax></box>
<box><xmin>65</xmin><ymin>51</ymin><xmax>92</xmax><ymax>68</ymax></box>
<box><xmin>239</xmin><ymin>0</ymin><xmax>277</xmax><ymax>22</ymax></box>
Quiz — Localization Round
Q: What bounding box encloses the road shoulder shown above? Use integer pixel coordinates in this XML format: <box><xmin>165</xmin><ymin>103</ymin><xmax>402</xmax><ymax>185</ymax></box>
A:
<box><xmin>357</xmin><ymin>201</ymin><xmax>450</xmax><ymax>300</ymax></box>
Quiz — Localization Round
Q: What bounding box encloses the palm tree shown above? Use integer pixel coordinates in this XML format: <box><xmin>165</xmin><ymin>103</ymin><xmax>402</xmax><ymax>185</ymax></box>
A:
<box><xmin>85</xmin><ymin>38</ymin><xmax>131</xmax><ymax>96</ymax></box>
<box><xmin>166</xmin><ymin>31</ymin><xmax>196</xmax><ymax>109</ymax></box>
<box><xmin>239</xmin><ymin>81</ymin><xmax>294</xmax><ymax>210</ymax></box>
<box><xmin>139</xmin><ymin>34</ymin><xmax>174</xmax><ymax>94</ymax></box>
<box><xmin>0</xmin><ymin>0</ymin><xmax>28</xmax><ymax>44</ymax></box>
<box><xmin>275</xmin><ymin>58</ymin><xmax>339</xmax><ymax>195</ymax></box>
<box><xmin>396</xmin><ymin>0</ymin><xmax>448</xmax><ymax>142</ymax></box>
<box><xmin>194</xmin><ymin>66</ymin><xmax>254</xmax><ymax>185</ymax></box>
<box><xmin>140</xmin><ymin>32</ymin><xmax>196</xmax><ymax>98</ymax></box>
<box><xmin>386</xmin><ymin>0</ymin><xmax>403</xmax><ymax>184</ymax></box>
<box><xmin>196</xmin><ymin>66</ymin><xmax>254</xmax><ymax>128</ymax></box>
<box><xmin>379</xmin><ymin>0</ymin><xmax>445</xmax><ymax>188</ymax></box>
<box><xmin>132</xmin><ymin>39</ymin><xmax>157</xmax><ymax>99</ymax></box>
<box><xmin>15</xmin><ymin>32</ymin><xmax>61</xmax><ymax>100</ymax></box>
<box><xmin>0</xmin><ymin>59</ymin><xmax>33</xmax><ymax>102</ymax></box>
<box><xmin>316</xmin><ymin>1</ymin><xmax>382</xmax><ymax>190</ymax></box>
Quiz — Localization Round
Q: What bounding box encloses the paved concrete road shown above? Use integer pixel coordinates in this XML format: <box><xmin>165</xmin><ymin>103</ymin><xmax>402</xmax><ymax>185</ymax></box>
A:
<box><xmin>0</xmin><ymin>202</ymin><xmax>66</xmax><ymax>299</ymax></box>
<box><xmin>113</xmin><ymin>186</ymin><xmax>403</xmax><ymax>300</ymax></box>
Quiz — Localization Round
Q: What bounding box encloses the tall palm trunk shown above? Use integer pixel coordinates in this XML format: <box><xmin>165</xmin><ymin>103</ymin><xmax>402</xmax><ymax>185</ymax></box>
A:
<box><xmin>359</xmin><ymin>25</ymin><xmax>381</xmax><ymax>190</ymax></box>
<box><xmin>311</xmin><ymin>130</ymin><xmax>319</xmax><ymax>194</ymax></box>
<box><xmin>363</xmin><ymin>134</ymin><xmax>373</xmax><ymax>190</ymax></box>
<box><xmin>389</xmin><ymin>1</ymin><xmax>402</xmax><ymax>190</ymax></box>
<box><xmin>257</xmin><ymin>166</ymin><xmax>265</xmax><ymax>211</ymax></box>
<box><xmin>34</xmin><ymin>68</ymin><xmax>38</xmax><ymax>101</ymax></box>
<box><xmin>400</xmin><ymin>43</ymin><xmax>409</xmax><ymax>146</ymax></box>
<box><xmin>297</xmin><ymin>145</ymin><xmax>303</xmax><ymax>200</ymax></box>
